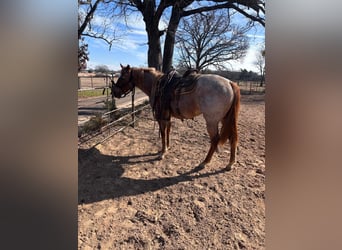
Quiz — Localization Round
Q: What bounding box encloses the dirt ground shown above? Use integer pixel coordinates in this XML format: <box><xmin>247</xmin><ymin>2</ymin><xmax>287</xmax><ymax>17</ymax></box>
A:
<box><xmin>78</xmin><ymin>93</ymin><xmax>265</xmax><ymax>250</ymax></box>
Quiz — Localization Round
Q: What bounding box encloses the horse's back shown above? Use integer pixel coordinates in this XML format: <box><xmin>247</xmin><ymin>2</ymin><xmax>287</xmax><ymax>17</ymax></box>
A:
<box><xmin>196</xmin><ymin>74</ymin><xmax>234</xmax><ymax>95</ymax></box>
<box><xmin>172</xmin><ymin>74</ymin><xmax>235</xmax><ymax>120</ymax></box>
<box><xmin>196</xmin><ymin>74</ymin><xmax>235</xmax><ymax>118</ymax></box>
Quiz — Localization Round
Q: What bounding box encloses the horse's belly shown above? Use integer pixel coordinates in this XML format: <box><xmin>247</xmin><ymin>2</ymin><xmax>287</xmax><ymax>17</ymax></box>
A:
<box><xmin>170</xmin><ymin>96</ymin><xmax>201</xmax><ymax>119</ymax></box>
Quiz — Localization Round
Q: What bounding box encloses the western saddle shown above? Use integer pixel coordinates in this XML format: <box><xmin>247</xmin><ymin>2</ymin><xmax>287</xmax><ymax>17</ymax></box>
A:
<box><xmin>151</xmin><ymin>69</ymin><xmax>200</xmax><ymax>121</ymax></box>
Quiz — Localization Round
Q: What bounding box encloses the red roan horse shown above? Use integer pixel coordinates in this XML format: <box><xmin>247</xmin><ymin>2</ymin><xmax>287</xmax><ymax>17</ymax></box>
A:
<box><xmin>112</xmin><ymin>64</ymin><xmax>240</xmax><ymax>170</ymax></box>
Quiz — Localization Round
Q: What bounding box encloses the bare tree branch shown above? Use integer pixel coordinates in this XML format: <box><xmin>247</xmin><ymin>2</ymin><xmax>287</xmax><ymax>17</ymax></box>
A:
<box><xmin>82</xmin><ymin>33</ymin><xmax>115</xmax><ymax>50</ymax></box>
<box><xmin>182</xmin><ymin>1</ymin><xmax>265</xmax><ymax>27</ymax></box>
<box><xmin>78</xmin><ymin>0</ymin><xmax>102</xmax><ymax>39</ymax></box>
<box><xmin>78</xmin><ymin>0</ymin><xmax>123</xmax><ymax>70</ymax></box>
<box><xmin>176</xmin><ymin>10</ymin><xmax>250</xmax><ymax>70</ymax></box>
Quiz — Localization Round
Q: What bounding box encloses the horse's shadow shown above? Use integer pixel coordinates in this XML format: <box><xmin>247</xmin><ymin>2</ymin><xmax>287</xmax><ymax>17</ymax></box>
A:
<box><xmin>78</xmin><ymin>148</ymin><xmax>228</xmax><ymax>204</ymax></box>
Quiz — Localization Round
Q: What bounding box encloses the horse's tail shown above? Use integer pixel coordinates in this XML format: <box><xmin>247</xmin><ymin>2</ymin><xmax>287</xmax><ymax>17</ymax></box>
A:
<box><xmin>219</xmin><ymin>81</ymin><xmax>241</xmax><ymax>146</ymax></box>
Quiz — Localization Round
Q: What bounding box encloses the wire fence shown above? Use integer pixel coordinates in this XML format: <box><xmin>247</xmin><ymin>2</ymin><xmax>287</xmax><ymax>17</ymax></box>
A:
<box><xmin>237</xmin><ymin>81</ymin><xmax>265</xmax><ymax>95</ymax></box>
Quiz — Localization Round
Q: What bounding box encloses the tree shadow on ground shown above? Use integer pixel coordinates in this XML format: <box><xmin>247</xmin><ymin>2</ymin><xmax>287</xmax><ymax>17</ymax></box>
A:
<box><xmin>78</xmin><ymin>148</ymin><xmax>229</xmax><ymax>204</ymax></box>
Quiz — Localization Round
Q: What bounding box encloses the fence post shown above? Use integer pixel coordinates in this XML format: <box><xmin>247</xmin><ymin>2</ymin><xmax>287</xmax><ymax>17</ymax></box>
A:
<box><xmin>91</xmin><ymin>76</ymin><xmax>93</xmax><ymax>88</ymax></box>
<box><xmin>78</xmin><ymin>77</ymin><xmax>80</xmax><ymax>89</ymax></box>
<box><xmin>106</xmin><ymin>75</ymin><xmax>109</xmax><ymax>111</ymax></box>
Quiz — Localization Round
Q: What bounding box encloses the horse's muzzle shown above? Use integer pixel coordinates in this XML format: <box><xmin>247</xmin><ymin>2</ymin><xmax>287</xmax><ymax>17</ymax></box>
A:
<box><xmin>111</xmin><ymin>85</ymin><xmax>124</xmax><ymax>98</ymax></box>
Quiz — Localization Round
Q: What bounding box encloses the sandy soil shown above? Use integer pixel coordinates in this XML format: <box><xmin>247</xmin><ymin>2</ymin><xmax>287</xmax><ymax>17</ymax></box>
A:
<box><xmin>78</xmin><ymin>93</ymin><xmax>265</xmax><ymax>249</ymax></box>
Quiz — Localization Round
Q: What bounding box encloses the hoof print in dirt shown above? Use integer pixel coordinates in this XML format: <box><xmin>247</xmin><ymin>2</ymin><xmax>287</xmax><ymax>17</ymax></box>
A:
<box><xmin>163</xmin><ymin>224</ymin><xmax>180</xmax><ymax>238</ymax></box>
<box><xmin>134</xmin><ymin>210</ymin><xmax>156</xmax><ymax>224</ymax></box>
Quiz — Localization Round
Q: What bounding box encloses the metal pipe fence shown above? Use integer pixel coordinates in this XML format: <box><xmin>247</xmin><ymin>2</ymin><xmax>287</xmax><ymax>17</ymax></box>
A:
<box><xmin>78</xmin><ymin>99</ymin><xmax>150</xmax><ymax>150</ymax></box>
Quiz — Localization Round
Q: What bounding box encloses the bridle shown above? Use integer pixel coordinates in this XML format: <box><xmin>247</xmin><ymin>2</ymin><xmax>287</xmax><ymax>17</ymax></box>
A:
<box><xmin>114</xmin><ymin>70</ymin><xmax>135</xmax><ymax>98</ymax></box>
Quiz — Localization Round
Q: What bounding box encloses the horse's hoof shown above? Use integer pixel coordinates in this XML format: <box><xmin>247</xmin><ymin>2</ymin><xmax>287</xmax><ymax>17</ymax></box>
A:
<box><xmin>158</xmin><ymin>149</ymin><xmax>167</xmax><ymax>159</ymax></box>
<box><xmin>192</xmin><ymin>163</ymin><xmax>205</xmax><ymax>172</ymax></box>
<box><xmin>225</xmin><ymin>166</ymin><xmax>232</xmax><ymax>171</ymax></box>
<box><xmin>225</xmin><ymin>162</ymin><xmax>234</xmax><ymax>171</ymax></box>
<box><xmin>199</xmin><ymin>161</ymin><xmax>208</xmax><ymax>168</ymax></box>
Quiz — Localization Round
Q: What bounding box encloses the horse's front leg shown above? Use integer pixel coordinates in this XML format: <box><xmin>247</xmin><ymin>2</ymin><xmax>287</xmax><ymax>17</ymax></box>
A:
<box><xmin>158</xmin><ymin>120</ymin><xmax>169</xmax><ymax>159</ymax></box>
<box><xmin>166</xmin><ymin>121</ymin><xmax>171</xmax><ymax>149</ymax></box>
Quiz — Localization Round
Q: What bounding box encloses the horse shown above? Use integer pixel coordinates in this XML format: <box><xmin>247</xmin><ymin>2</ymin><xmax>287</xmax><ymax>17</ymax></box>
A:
<box><xmin>111</xmin><ymin>64</ymin><xmax>240</xmax><ymax>170</ymax></box>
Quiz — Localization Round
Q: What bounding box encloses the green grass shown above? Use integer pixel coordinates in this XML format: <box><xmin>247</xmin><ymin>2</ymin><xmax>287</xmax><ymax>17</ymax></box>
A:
<box><xmin>78</xmin><ymin>89</ymin><xmax>108</xmax><ymax>98</ymax></box>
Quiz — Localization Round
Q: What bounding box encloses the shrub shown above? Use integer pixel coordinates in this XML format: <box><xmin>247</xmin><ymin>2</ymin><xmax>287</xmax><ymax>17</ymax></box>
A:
<box><xmin>81</xmin><ymin>114</ymin><xmax>107</xmax><ymax>134</ymax></box>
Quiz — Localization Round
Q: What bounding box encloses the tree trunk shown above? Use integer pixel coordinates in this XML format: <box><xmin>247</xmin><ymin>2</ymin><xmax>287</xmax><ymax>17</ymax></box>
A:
<box><xmin>146</xmin><ymin>28</ymin><xmax>163</xmax><ymax>70</ymax></box>
<box><xmin>162</xmin><ymin>6</ymin><xmax>182</xmax><ymax>73</ymax></box>
<box><xmin>141</xmin><ymin>0</ymin><xmax>163</xmax><ymax>70</ymax></box>
<box><xmin>259</xmin><ymin>71</ymin><xmax>265</xmax><ymax>87</ymax></box>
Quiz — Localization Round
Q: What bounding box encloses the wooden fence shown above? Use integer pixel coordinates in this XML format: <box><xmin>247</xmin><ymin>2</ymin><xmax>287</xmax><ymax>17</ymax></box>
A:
<box><xmin>78</xmin><ymin>74</ymin><xmax>118</xmax><ymax>89</ymax></box>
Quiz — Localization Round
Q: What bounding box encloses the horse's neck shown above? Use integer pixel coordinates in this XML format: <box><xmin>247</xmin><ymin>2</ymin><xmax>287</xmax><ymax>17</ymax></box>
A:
<box><xmin>135</xmin><ymin>71</ymin><xmax>158</xmax><ymax>98</ymax></box>
<box><xmin>135</xmin><ymin>80</ymin><xmax>151</xmax><ymax>97</ymax></box>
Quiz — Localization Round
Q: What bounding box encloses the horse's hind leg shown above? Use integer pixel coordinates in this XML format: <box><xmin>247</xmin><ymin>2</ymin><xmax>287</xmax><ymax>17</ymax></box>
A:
<box><xmin>226</xmin><ymin>133</ymin><xmax>238</xmax><ymax>170</ymax></box>
<box><xmin>201</xmin><ymin>121</ymin><xmax>219</xmax><ymax>166</ymax></box>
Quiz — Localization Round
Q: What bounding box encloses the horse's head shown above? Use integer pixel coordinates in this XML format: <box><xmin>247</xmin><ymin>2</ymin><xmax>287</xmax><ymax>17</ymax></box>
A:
<box><xmin>110</xmin><ymin>79</ymin><xmax>121</xmax><ymax>99</ymax></box>
<box><xmin>111</xmin><ymin>64</ymin><xmax>134</xmax><ymax>98</ymax></box>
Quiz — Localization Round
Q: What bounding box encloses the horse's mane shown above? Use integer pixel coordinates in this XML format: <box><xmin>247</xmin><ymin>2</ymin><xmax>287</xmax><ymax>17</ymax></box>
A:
<box><xmin>133</xmin><ymin>67</ymin><xmax>164</xmax><ymax>78</ymax></box>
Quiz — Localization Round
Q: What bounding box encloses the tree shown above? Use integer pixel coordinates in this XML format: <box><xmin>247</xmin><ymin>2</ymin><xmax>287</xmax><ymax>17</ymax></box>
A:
<box><xmin>78</xmin><ymin>0</ymin><xmax>119</xmax><ymax>46</ymax></box>
<box><xmin>78</xmin><ymin>0</ymin><xmax>120</xmax><ymax>71</ymax></box>
<box><xmin>239</xmin><ymin>69</ymin><xmax>259</xmax><ymax>81</ymax></box>
<box><xmin>78</xmin><ymin>0</ymin><xmax>101</xmax><ymax>40</ymax></box>
<box><xmin>95</xmin><ymin>64</ymin><xmax>110</xmax><ymax>73</ymax></box>
<box><xmin>78</xmin><ymin>0</ymin><xmax>101</xmax><ymax>71</ymax></box>
<box><xmin>78</xmin><ymin>38</ymin><xmax>89</xmax><ymax>71</ymax></box>
<box><xmin>176</xmin><ymin>10</ymin><xmax>250</xmax><ymax>71</ymax></box>
<box><xmin>113</xmin><ymin>0</ymin><xmax>265</xmax><ymax>73</ymax></box>
<box><xmin>254</xmin><ymin>46</ymin><xmax>265</xmax><ymax>86</ymax></box>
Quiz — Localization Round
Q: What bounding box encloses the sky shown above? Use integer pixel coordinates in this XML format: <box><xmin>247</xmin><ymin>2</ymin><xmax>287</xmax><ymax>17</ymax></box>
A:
<box><xmin>82</xmin><ymin>6</ymin><xmax>265</xmax><ymax>72</ymax></box>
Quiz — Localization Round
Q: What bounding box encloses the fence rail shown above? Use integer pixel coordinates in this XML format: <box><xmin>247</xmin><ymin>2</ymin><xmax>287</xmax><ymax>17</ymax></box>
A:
<box><xmin>87</xmin><ymin>110</ymin><xmax>147</xmax><ymax>151</ymax></box>
<box><xmin>78</xmin><ymin>98</ymin><xmax>150</xmax><ymax>150</ymax></box>
<box><xmin>78</xmin><ymin>74</ymin><xmax>119</xmax><ymax>89</ymax></box>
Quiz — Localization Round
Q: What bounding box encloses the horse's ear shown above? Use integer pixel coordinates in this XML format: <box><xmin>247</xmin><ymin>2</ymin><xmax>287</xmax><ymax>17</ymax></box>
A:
<box><xmin>127</xmin><ymin>64</ymin><xmax>130</xmax><ymax>69</ymax></box>
<box><xmin>120</xmin><ymin>63</ymin><xmax>124</xmax><ymax>68</ymax></box>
